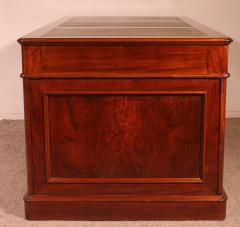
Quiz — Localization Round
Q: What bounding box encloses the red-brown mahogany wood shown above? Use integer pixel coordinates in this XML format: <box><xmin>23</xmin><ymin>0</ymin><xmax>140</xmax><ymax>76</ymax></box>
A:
<box><xmin>19</xmin><ymin>17</ymin><xmax>232</xmax><ymax>220</ymax></box>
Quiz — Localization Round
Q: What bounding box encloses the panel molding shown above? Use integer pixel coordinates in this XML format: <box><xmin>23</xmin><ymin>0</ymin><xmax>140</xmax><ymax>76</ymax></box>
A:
<box><xmin>43</xmin><ymin>90</ymin><xmax>207</xmax><ymax>184</ymax></box>
<box><xmin>48</xmin><ymin>177</ymin><xmax>203</xmax><ymax>184</ymax></box>
<box><xmin>25</xmin><ymin>192</ymin><xmax>227</xmax><ymax>202</ymax></box>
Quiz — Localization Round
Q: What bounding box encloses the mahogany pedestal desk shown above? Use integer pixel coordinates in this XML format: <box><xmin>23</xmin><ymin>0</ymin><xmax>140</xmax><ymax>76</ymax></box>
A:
<box><xmin>18</xmin><ymin>17</ymin><xmax>232</xmax><ymax>220</ymax></box>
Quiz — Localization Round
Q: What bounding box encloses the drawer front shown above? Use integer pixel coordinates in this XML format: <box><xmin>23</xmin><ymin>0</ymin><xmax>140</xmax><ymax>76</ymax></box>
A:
<box><xmin>22</xmin><ymin>45</ymin><xmax>219</xmax><ymax>77</ymax></box>
<box><xmin>27</xmin><ymin>78</ymin><xmax>221</xmax><ymax>195</ymax></box>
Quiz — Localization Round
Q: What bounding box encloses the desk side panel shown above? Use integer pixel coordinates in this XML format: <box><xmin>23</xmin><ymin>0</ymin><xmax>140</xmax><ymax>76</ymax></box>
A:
<box><xmin>26</xmin><ymin>78</ymin><xmax>221</xmax><ymax>196</ymax></box>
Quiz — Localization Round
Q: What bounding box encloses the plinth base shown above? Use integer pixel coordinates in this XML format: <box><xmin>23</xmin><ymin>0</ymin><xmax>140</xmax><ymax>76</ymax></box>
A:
<box><xmin>24</xmin><ymin>192</ymin><xmax>227</xmax><ymax>220</ymax></box>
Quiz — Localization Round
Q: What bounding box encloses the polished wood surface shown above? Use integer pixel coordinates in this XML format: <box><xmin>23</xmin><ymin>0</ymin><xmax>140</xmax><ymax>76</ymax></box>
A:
<box><xmin>22</xmin><ymin>45</ymin><xmax>228</xmax><ymax>78</ymax></box>
<box><xmin>41</xmin><ymin>46</ymin><xmax>207</xmax><ymax>75</ymax></box>
<box><xmin>48</xmin><ymin>94</ymin><xmax>201</xmax><ymax>179</ymax></box>
<box><xmin>19</xmin><ymin>17</ymin><xmax>232</xmax><ymax>220</ymax></box>
<box><xmin>27</xmin><ymin>79</ymin><xmax>220</xmax><ymax>195</ymax></box>
<box><xmin>25</xmin><ymin>194</ymin><xmax>227</xmax><ymax>220</ymax></box>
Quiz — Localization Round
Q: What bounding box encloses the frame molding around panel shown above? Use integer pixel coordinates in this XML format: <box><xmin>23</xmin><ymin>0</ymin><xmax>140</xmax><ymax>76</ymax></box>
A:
<box><xmin>43</xmin><ymin>90</ymin><xmax>207</xmax><ymax>184</ymax></box>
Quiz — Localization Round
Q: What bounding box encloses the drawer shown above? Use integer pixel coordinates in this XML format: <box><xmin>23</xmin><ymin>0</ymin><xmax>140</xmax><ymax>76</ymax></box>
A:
<box><xmin>22</xmin><ymin>45</ymin><xmax>214</xmax><ymax>77</ymax></box>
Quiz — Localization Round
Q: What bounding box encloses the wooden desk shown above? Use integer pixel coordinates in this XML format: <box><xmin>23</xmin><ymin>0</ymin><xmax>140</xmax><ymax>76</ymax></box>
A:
<box><xmin>18</xmin><ymin>17</ymin><xmax>232</xmax><ymax>220</ymax></box>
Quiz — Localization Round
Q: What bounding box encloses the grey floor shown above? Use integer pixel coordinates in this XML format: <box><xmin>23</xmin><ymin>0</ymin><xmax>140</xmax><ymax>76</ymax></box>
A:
<box><xmin>0</xmin><ymin>119</ymin><xmax>240</xmax><ymax>227</ymax></box>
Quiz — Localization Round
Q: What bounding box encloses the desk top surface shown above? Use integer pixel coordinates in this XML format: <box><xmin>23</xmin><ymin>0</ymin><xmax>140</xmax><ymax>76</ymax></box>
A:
<box><xmin>19</xmin><ymin>17</ymin><xmax>232</xmax><ymax>45</ymax></box>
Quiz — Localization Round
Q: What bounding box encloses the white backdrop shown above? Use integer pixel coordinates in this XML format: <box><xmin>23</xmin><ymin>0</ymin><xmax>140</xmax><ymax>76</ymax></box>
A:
<box><xmin>0</xmin><ymin>0</ymin><xmax>239</xmax><ymax>119</ymax></box>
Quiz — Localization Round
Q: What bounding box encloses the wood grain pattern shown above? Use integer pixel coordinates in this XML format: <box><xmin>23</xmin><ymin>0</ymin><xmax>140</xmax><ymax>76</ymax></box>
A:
<box><xmin>218</xmin><ymin>78</ymin><xmax>227</xmax><ymax>194</ymax></box>
<box><xmin>19</xmin><ymin>17</ymin><xmax>232</xmax><ymax>220</ymax></box>
<box><xmin>24</xmin><ymin>194</ymin><xmax>227</xmax><ymax>220</ymax></box>
<box><xmin>41</xmin><ymin>45</ymin><xmax>207</xmax><ymax>75</ymax></box>
<box><xmin>208</xmin><ymin>46</ymin><xmax>228</xmax><ymax>74</ymax></box>
<box><xmin>23</xmin><ymin>79</ymin><xmax>34</xmax><ymax>195</ymax></box>
<box><xmin>23</xmin><ymin>46</ymin><xmax>42</xmax><ymax>76</ymax></box>
<box><xmin>28</xmin><ymin>79</ymin><xmax>216</xmax><ymax>196</ymax></box>
<box><xmin>21</xmin><ymin>44</ymin><xmax>229</xmax><ymax>78</ymax></box>
<box><xmin>45</xmin><ymin>93</ymin><xmax>203</xmax><ymax>180</ymax></box>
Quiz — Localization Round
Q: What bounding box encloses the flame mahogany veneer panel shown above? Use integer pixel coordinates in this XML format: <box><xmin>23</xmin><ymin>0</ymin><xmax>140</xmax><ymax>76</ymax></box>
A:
<box><xmin>47</xmin><ymin>94</ymin><xmax>202</xmax><ymax>179</ymax></box>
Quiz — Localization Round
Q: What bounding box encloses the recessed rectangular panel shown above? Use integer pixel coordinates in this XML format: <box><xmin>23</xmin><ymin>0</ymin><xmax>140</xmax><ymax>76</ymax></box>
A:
<box><xmin>46</xmin><ymin>94</ymin><xmax>203</xmax><ymax>180</ymax></box>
